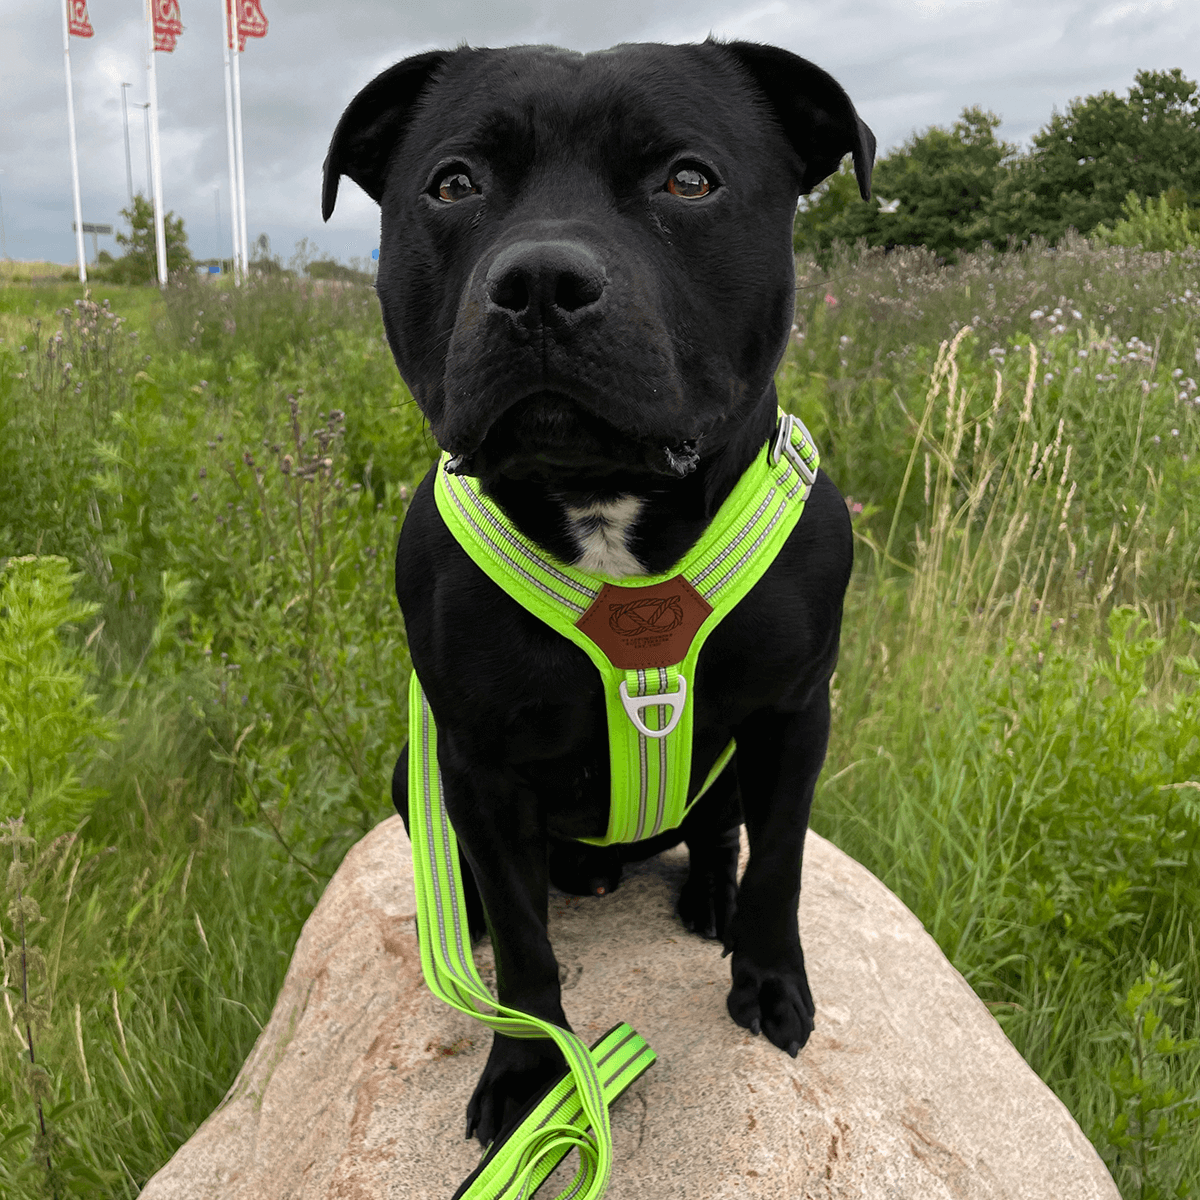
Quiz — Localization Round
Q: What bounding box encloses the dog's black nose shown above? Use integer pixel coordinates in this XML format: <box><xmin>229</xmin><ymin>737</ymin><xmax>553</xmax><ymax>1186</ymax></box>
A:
<box><xmin>485</xmin><ymin>240</ymin><xmax>607</xmax><ymax>324</ymax></box>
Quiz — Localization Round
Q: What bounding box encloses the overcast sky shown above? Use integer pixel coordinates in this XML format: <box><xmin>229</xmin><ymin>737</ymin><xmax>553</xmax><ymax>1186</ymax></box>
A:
<box><xmin>2</xmin><ymin>0</ymin><xmax>1198</xmax><ymax>267</ymax></box>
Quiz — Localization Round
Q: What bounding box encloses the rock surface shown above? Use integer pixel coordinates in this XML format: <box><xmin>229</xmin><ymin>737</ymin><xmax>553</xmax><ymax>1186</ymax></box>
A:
<box><xmin>140</xmin><ymin>816</ymin><xmax>1118</xmax><ymax>1199</ymax></box>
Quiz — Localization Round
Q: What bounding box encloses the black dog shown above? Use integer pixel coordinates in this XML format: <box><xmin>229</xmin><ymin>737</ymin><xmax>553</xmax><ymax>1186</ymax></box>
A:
<box><xmin>323</xmin><ymin>39</ymin><xmax>873</xmax><ymax>1149</ymax></box>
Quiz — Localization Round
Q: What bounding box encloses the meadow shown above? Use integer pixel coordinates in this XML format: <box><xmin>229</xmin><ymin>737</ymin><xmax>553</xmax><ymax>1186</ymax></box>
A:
<box><xmin>1</xmin><ymin>238</ymin><xmax>1197</xmax><ymax>1199</ymax></box>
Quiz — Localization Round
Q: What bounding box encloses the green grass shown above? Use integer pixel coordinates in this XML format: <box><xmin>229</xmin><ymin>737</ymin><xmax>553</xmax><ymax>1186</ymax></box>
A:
<box><xmin>1</xmin><ymin>245</ymin><xmax>1198</xmax><ymax>1198</ymax></box>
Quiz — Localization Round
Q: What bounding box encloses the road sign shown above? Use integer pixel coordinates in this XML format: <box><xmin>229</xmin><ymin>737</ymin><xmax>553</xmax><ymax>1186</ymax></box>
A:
<box><xmin>73</xmin><ymin>222</ymin><xmax>114</xmax><ymax>264</ymax></box>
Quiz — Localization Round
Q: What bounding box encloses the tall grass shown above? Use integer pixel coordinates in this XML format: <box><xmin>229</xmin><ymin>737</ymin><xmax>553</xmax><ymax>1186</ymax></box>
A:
<box><xmin>1</xmin><ymin>245</ymin><xmax>1198</xmax><ymax>1198</ymax></box>
<box><xmin>783</xmin><ymin>240</ymin><xmax>1200</xmax><ymax>1198</ymax></box>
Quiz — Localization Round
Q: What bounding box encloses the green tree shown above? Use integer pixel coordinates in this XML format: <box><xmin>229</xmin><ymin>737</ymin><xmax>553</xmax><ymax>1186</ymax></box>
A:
<box><xmin>793</xmin><ymin>161</ymin><xmax>864</xmax><ymax>256</ymax></box>
<box><xmin>794</xmin><ymin>107</ymin><xmax>1014</xmax><ymax>262</ymax></box>
<box><xmin>111</xmin><ymin>193</ymin><xmax>193</xmax><ymax>283</ymax></box>
<box><xmin>992</xmin><ymin>69</ymin><xmax>1200</xmax><ymax>244</ymax></box>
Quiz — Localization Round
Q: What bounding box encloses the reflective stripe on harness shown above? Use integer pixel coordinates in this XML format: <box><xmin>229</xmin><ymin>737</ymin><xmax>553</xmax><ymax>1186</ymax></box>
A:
<box><xmin>407</xmin><ymin>411</ymin><xmax>820</xmax><ymax>1198</ymax></box>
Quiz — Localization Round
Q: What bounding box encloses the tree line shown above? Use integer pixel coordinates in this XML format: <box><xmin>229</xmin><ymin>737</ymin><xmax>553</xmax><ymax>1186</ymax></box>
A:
<box><xmin>89</xmin><ymin>197</ymin><xmax>372</xmax><ymax>285</ymax></box>
<box><xmin>796</xmin><ymin>68</ymin><xmax>1200</xmax><ymax>260</ymax></box>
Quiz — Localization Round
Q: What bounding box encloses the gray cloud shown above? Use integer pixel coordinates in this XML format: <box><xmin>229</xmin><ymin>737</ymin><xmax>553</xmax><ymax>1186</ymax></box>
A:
<box><xmin>2</xmin><ymin>0</ymin><xmax>1197</xmax><ymax>266</ymax></box>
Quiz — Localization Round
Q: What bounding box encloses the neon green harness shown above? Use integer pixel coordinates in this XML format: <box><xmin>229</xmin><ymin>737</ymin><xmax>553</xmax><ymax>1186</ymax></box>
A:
<box><xmin>408</xmin><ymin>412</ymin><xmax>819</xmax><ymax>1199</ymax></box>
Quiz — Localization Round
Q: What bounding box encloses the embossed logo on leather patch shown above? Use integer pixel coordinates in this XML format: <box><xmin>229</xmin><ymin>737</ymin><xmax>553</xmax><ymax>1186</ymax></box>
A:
<box><xmin>576</xmin><ymin>575</ymin><xmax>712</xmax><ymax>669</ymax></box>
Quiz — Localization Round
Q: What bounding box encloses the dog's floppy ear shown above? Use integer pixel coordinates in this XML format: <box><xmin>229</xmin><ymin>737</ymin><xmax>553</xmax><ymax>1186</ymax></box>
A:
<box><xmin>720</xmin><ymin>41</ymin><xmax>876</xmax><ymax>200</ymax></box>
<box><xmin>322</xmin><ymin>50</ymin><xmax>449</xmax><ymax>222</ymax></box>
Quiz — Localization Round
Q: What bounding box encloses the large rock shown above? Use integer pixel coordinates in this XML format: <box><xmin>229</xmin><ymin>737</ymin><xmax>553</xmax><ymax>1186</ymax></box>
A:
<box><xmin>140</xmin><ymin>816</ymin><xmax>1118</xmax><ymax>1199</ymax></box>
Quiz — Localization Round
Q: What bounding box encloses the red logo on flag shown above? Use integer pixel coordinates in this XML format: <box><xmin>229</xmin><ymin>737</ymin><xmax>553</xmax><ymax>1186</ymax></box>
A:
<box><xmin>68</xmin><ymin>0</ymin><xmax>95</xmax><ymax>37</ymax></box>
<box><xmin>227</xmin><ymin>0</ymin><xmax>267</xmax><ymax>51</ymax></box>
<box><xmin>152</xmin><ymin>0</ymin><xmax>183</xmax><ymax>52</ymax></box>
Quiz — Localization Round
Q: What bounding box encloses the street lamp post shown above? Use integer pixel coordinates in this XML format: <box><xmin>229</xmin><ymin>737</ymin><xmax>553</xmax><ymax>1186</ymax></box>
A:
<box><xmin>121</xmin><ymin>83</ymin><xmax>134</xmax><ymax>205</ymax></box>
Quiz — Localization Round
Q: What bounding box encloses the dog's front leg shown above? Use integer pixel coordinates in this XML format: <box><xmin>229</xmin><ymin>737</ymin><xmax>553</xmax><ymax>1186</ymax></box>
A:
<box><xmin>436</xmin><ymin>738</ymin><xmax>569</xmax><ymax>1147</ymax></box>
<box><xmin>724</xmin><ymin>684</ymin><xmax>832</xmax><ymax>1055</ymax></box>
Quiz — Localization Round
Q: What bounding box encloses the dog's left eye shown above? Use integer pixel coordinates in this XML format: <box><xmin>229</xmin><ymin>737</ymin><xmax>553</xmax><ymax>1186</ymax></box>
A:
<box><xmin>437</xmin><ymin>172</ymin><xmax>478</xmax><ymax>202</ymax></box>
<box><xmin>667</xmin><ymin>167</ymin><xmax>711</xmax><ymax>199</ymax></box>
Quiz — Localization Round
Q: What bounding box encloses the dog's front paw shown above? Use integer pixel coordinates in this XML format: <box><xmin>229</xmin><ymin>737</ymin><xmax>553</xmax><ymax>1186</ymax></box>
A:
<box><xmin>466</xmin><ymin>1034</ymin><xmax>565</xmax><ymax>1147</ymax></box>
<box><xmin>726</xmin><ymin>955</ymin><xmax>815</xmax><ymax>1057</ymax></box>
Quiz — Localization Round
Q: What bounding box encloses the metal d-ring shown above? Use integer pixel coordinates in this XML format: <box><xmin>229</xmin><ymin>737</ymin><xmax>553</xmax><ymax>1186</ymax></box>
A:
<box><xmin>618</xmin><ymin>676</ymin><xmax>687</xmax><ymax>738</ymax></box>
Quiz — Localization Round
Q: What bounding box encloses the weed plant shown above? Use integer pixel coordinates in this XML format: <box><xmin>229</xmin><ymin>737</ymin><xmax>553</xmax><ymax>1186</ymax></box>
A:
<box><xmin>0</xmin><ymin>243</ymin><xmax>1197</xmax><ymax>1197</ymax></box>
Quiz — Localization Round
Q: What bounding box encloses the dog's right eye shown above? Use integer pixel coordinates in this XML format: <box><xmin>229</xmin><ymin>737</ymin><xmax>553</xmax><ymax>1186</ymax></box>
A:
<box><xmin>667</xmin><ymin>166</ymin><xmax>711</xmax><ymax>199</ymax></box>
<box><xmin>437</xmin><ymin>172</ymin><xmax>478</xmax><ymax>203</ymax></box>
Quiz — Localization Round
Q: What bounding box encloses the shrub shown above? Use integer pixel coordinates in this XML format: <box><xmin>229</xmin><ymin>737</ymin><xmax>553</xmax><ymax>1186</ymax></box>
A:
<box><xmin>1094</xmin><ymin>190</ymin><xmax>1200</xmax><ymax>253</ymax></box>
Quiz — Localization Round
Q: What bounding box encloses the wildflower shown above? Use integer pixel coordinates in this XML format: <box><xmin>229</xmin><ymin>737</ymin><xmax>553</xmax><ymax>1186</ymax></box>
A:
<box><xmin>1030</xmin><ymin>309</ymin><xmax>1044</xmax><ymax>319</ymax></box>
<box><xmin>824</xmin><ymin>293</ymin><xmax>838</xmax><ymax>307</ymax></box>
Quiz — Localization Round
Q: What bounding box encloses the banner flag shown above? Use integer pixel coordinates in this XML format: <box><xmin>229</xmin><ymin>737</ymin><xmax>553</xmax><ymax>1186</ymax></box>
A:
<box><xmin>227</xmin><ymin>0</ymin><xmax>267</xmax><ymax>51</ymax></box>
<box><xmin>152</xmin><ymin>0</ymin><xmax>184</xmax><ymax>52</ymax></box>
<box><xmin>67</xmin><ymin>0</ymin><xmax>94</xmax><ymax>37</ymax></box>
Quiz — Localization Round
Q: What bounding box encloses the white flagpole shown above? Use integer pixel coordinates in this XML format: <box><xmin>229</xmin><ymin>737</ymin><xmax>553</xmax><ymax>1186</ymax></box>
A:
<box><xmin>221</xmin><ymin>0</ymin><xmax>242</xmax><ymax>282</ymax></box>
<box><xmin>230</xmin><ymin>24</ymin><xmax>250</xmax><ymax>274</ymax></box>
<box><xmin>60</xmin><ymin>0</ymin><xmax>87</xmax><ymax>284</ymax></box>
<box><xmin>144</xmin><ymin>0</ymin><xmax>169</xmax><ymax>286</ymax></box>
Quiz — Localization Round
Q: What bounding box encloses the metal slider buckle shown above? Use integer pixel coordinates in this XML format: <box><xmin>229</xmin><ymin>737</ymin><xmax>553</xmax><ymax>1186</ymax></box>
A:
<box><xmin>770</xmin><ymin>412</ymin><xmax>817</xmax><ymax>485</ymax></box>
<box><xmin>618</xmin><ymin>677</ymin><xmax>687</xmax><ymax>738</ymax></box>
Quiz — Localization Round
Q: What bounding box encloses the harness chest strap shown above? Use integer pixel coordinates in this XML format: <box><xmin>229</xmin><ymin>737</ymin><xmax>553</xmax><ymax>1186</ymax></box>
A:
<box><xmin>432</xmin><ymin>410</ymin><xmax>820</xmax><ymax>844</ymax></box>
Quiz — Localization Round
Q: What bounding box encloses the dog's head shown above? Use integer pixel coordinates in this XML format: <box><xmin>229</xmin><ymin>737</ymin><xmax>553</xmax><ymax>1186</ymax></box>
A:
<box><xmin>324</xmin><ymin>41</ymin><xmax>873</xmax><ymax>486</ymax></box>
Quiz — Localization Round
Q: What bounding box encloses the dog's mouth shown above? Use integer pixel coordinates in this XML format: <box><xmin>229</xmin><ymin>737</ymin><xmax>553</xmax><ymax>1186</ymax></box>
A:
<box><xmin>450</xmin><ymin>392</ymin><xmax>701</xmax><ymax>484</ymax></box>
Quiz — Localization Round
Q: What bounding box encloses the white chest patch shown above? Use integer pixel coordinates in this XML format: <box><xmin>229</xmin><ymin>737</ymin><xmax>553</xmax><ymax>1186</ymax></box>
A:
<box><xmin>563</xmin><ymin>495</ymin><xmax>645</xmax><ymax>578</ymax></box>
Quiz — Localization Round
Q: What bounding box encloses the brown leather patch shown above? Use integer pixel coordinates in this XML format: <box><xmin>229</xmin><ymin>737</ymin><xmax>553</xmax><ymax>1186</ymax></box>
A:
<box><xmin>575</xmin><ymin>574</ymin><xmax>713</xmax><ymax>669</ymax></box>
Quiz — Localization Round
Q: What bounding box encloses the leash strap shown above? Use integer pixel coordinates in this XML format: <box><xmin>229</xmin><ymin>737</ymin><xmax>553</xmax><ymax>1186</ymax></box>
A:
<box><xmin>409</xmin><ymin>675</ymin><xmax>656</xmax><ymax>1200</ymax></box>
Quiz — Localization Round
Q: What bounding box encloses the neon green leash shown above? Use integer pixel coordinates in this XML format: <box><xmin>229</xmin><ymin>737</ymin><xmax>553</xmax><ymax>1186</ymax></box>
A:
<box><xmin>409</xmin><ymin>679</ymin><xmax>654</xmax><ymax>1199</ymax></box>
<box><xmin>408</xmin><ymin>412</ymin><xmax>820</xmax><ymax>1198</ymax></box>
